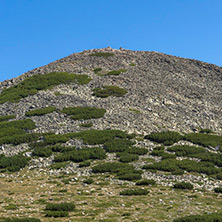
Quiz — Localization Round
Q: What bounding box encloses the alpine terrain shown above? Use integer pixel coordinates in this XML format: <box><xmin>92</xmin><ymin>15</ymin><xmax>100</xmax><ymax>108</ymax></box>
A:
<box><xmin>0</xmin><ymin>48</ymin><xmax>222</xmax><ymax>222</ymax></box>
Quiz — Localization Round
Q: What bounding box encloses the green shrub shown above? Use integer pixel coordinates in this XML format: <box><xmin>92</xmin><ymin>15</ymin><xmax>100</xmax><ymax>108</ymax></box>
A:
<box><xmin>214</xmin><ymin>187</ymin><xmax>222</xmax><ymax>193</ymax></box>
<box><xmin>136</xmin><ymin>179</ymin><xmax>156</xmax><ymax>186</ymax></box>
<box><xmin>44</xmin><ymin>211</ymin><xmax>69</xmax><ymax>217</ymax></box>
<box><xmin>54</xmin><ymin>147</ymin><xmax>106</xmax><ymax>162</ymax></box>
<box><xmin>145</xmin><ymin>131</ymin><xmax>183</xmax><ymax>145</ymax></box>
<box><xmin>173</xmin><ymin>182</ymin><xmax>193</xmax><ymax>190</ymax></box>
<box><xmin>79</xmin><ymin>161</ymin><xmax>91</xmax><ymax>167</ymax></box>
<box><xmin>129</xmin><ymin>63</ymin><xmax>136</xmax><ymax>66</ymax></box>
<box><xmin>25</xmin><ymin>106</ymin><xmax>57</xmax><ymax>116</ymax></box>
<box><xmin>120</xmin><ymin>188</ymin><xmax>149</xmax><ymax>196</ymax></box>
<box><xmin>0</xmin><ymin>133</ymin><xmax>40</xmax><ymax>145</ymax></box>
<box><xmin>142</xmin><ymin>158</ymin><xmax>220</xmax><ymax>176</ymax></box>
<box><xmin>104</xmin><ymin>139</ymin><xmax>135</xmax><ymax>153</ymax></box>
<box><xmin>173</xmin><ymin>213</ymin><xmax>222</xmax><ymax>222</ymax></box>
<box><xmin>67</xmin><ymin>129</ymin><xmax>129</xmax><ymax>145</ymax></box>
<box><xmin>126</xmin><ymin>147</ymin><xmax>148</xmax><ymax>155</ymax></box>
<box><xmin>119</xmin><ymin>153</ymin><xmax>139</xmax><ymax>163</ymax></box>
<box><xmin>161</xmin><ymin>153</ymin><xmax>176</xmax><ymax>160</ymax></box>
<box><xmin>44</xmin><ymin>134</ymin><xmax>69</xmax><ymax>145</ymax></box>
<box><xmin>89</xmin><ymin>52</ymin><xmax>114</xmax><ymax>57</ymax></box>
<box><xmin>0</xmin><ymin>72</ymin><xmax>91</xmax><ymax>103</ymax></box>
<box><xmin>83</xmin><ymin>178</ymin><xmax>93</xmax><ymax>184</ymax></box>
<box><xmin>61</xmin><ymin>106</ymin><xmax>106</xmax><ymax>120</ymax></box>
<box><xmin>1</xmin><ymin>218</ymin><xmax>41</xmax><ymax>222</ymax></box>
<box><xmin>167</xmin><ymin>145</ymin><xmax>206</xmax><ymax>156</ymax></box>
<box><xmin>106</xmin><ymin>69</ymin><xmax>127</xmax><ymax>76</ymax></box>
<box><xmin>32</xmin><ymin>147</ymin><xmax>52</xmax><ymax>157</ymax></box>
<box><xmin>0</xmin><ymin>154</ymin><xmax>30</xmax><ymax>172</ymax></box>
<box><xmin>79</xmin><ymin>123</ymin><xmax>93</xmax><ymax>128</ymax></box>
<box><xmin>92</xmin><ymin>85</ymin><xmax>127</xmax><ymax>98</ymax></box>
<box><xmin>118</xmin><ymin>173</ymin><xmax>142</xmax><ymax>181</ymax></box>
<box><xmin>94</xmin><ymin>67</ymin><xmax>102</xmax><ymax>74</ymax></box>
<box><xmin>50</xmin><ymin>145</ymin><xmax>74</xmax><ymax>153</ymax></box>
<box><xmin>184</xmin><ymin>133</ymin><xmax>222</xmax><ymax>148</ymax></box>
<box><xmin>0</xmin><ymin>115</ymin><xmax>16</xmax><ymax>122</ymax></box>
<box><xmin>199</xmin><ymin>128</ymin><xmax>214</xmax><ymax>134</ymax></box>
<box><xmin>45</xmin><ymin>202</ymin><xmax>75</xmax><ymax>211</ymax></box>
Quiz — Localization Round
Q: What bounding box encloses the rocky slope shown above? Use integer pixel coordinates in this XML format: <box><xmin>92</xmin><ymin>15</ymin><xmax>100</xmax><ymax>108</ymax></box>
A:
<box><xmin>0</xmin><ymin>47</ymin><xmax>222</xmax><ymax>135</ymax></box>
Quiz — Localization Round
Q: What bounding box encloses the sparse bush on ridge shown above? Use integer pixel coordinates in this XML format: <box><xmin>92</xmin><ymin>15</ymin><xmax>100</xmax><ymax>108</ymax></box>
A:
<box><xmin>32</xmin><ymin>147</ymin><xmax>53</xmax><ymax>157</ymax></box>
<box><xmin>94</xmin><ymin>67</ymin><xmax>102</xmax><ymax>74</ymax></box>
<box><xmin>199</xmin><ymin>128</ymin><xmax>214</xmax><ymax>134</ymax></box>
<box><xmin>92</xmin><ymin>85</ymin><xmax>128</xmax><ymax>98</ymax></box>
<box><xmin>89</xmin><ymin>52</ymin><xmax>114</xmax><ymax>57</ymax></box>
<box><xmin>60</xmin><ymin>106</ymin><xmax>106</xmax><ymax>120</ymax></box>
<box><xmin>25</xmin><ymin>106</ymin><xmax>57</xmax><ymax>116</ymax></box>
<box><xmin>79</xmin><ymin>123</ymin><xmax>93</xmax><ymax>128</ymax></box>
<box><xmin>0</xmin><ymin>72</ymin><xmax>91</xmax><ymax>103</ymax></box>
<box><xmin>0</xmin><ymin>115</ymin><xmax>16</xmax><ymax>122</ymax></box>
<box><xmin>44</xmin><ymin>134</ymin><xmax>69</xmax><ymax>145</ymax></box>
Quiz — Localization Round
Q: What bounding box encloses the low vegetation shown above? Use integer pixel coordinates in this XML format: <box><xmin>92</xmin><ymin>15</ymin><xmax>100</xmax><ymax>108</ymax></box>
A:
<box><xmin>93</xmin><ymin>67</ymin><xmax>102</xmax><ymax>74</ymax></box>
<box><xmin>184</xmin><ymin>133</ymin><xmax>222</xmax><ymax>148</ymax></box>
<box><xmin>145</xmin><ymin>131</ymin><xmax>183</xmax><ymax>145</ymax></box>
<box><xmin>173</xmin><ymin>213</ymin><xmax>222</xmax><ymax>222</ymax></box>
<box><xmin>136</xmin><ymin>179</ymin><xmax>156</xmax><ymax>186</ymax></box>
<box><xmin>0</xmin><ymin>115</ymin><xmax>16</xmax><ymax>122</ymax></box>
<box><xmin>89</xmin><ymin>52</ymin><xmax>114</xmax><ymax>57</ymax></box>
<box><xmin>173</xmin><ymin>182</ymin><xmax>193</xmax><ymax>190</ymax></box>
<box><xmin>104</xmin><ymin>139</ymin><xmax>135</xmax><ymax>153</ymax></box>
<box><xmin>0</xmin><ymin>154</ymin><xmax>30</xmax><ymax>172</ymax></box>
<box><xmin>106</xmin><ymin>69</ymin><xmax>127</xmax><ymax>76</ymax></box>
<box><xmin>92</xmin><ymin>85</ymin><xmax>128</xmax><ymax>98</ymax></box>
<box><xmin>60</xmin><ymin>106</ymin><xmax>106</xmax><ymax>120</ymax></box>
<box><xmin>67</xmin><ymin>129</ymin><xmax>130</xmax><ymax>145</ymax></box>
<box><xmin>0</xmin><ymin>72</ymin><xmax>91</xmax><ymax>103</ymax></box>
<box><xmin>1</xmin><ymin>218</ymin><xmax>41</xmax><ymax>222</ymax></box>
<box><xmin>25</xmin><ymin>106</ymin><xmax>57</xmax><ymax>116</ymax></box>
<box><xmin>54</xmin><ymin>147</ymin><xmax>106</xmax><ymax>162</ymax></box>
<box><xmin>120</xmin><ymin>188</ymin><xmax>149</xmax><ymax>196</ymax></box>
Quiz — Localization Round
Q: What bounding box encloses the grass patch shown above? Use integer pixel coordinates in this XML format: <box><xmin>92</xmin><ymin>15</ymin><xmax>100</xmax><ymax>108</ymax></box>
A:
<box><xmin>120</xmin><ymin>188</ymin><xmax>149</xmax><ymax>196</ymax></box>
<box><xmin>25</xmin><ymin>106</ymin><xmax>57</xmax><ymax>116</ymax></box>
<box><xmin>61</xmin><ymin>106</ymin><xmax>106</xmax><ymax>120</ymax></box>
<box><xmin>1</xmin><ymin>218</ymin><xmax>41</xmax><ymax>222</ymax></box>
<box><xmin>0</xmin><ymin>72</ymin><xmax>91</xmax><ymax>103</ymax></box>
<box><xmin>92</xmin><ymin>85</ymin><xmax>127</xmax><ymax>98</ymax></box>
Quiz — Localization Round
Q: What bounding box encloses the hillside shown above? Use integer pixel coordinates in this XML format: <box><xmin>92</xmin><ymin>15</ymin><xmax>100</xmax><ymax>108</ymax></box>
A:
<box><xmin>0</xmin><ymin>48</ymin><xmax>222</xmax><ymax>222</ymax></box>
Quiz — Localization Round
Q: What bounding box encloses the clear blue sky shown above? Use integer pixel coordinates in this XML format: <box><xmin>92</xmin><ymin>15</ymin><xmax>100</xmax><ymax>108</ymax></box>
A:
<box><xmin>0</xmin><ymin>0</ymin><xmax>222</xmax><ymax>81</ymax></box>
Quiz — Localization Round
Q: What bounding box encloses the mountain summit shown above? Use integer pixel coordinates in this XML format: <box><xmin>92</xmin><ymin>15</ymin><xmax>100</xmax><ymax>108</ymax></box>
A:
<box><xmin>1</xmin><ymin>48</ymin><xmax>222</xmax><ymax>134</ymax></box>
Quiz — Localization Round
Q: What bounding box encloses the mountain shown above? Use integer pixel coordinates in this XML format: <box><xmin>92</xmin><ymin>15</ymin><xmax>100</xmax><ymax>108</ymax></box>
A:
<box><xmin>0</xmin><ymin>48</ymin><xmax>222</xmax><ymax>222</ymax></box>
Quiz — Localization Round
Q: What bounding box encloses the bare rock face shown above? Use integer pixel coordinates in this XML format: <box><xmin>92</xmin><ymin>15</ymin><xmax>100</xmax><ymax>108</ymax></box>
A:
<box><xmin>0</xmin><ymin>48</ymin><xmax>222</xmax><ymax>135</ymax></box>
